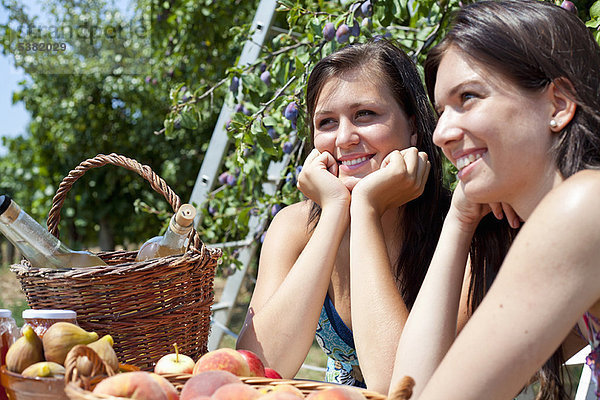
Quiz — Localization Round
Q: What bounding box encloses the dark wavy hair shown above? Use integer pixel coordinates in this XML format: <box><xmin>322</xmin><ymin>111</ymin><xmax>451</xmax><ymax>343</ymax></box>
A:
<box><xmin>304</xmin><ymin>39</ymin><xmax>450</xmax><ymax>309</ymax></box>
<box><xmin>424</xmin><ymin>1</ymin><xmax>600</xmax><ymax>398</ymax></box>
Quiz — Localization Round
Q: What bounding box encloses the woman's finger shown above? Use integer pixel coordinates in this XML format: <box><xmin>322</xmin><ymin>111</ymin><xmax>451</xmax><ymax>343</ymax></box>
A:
<box><xmin>400</xmin><ymin>147</ymin><xmax>419</xmax><ymax>177</ymax></box>
<box><xmin>489</xmin><ymin>202</ymin><xmax>504</xmax><ymax>220</ymax></box>
<box><xmin>502</xmin><ymin>203</ymin><xmax>521</xmax><ymax>229</ymax></box>
<box><xmin>320</xmin><ymin>151</ymin><xmax>339</xmax><ymax>176</ymax></box>
<box><xmin>416</xmin><ymin>152</ymin><xmax>429</xmax><ymax>185</ymax></box>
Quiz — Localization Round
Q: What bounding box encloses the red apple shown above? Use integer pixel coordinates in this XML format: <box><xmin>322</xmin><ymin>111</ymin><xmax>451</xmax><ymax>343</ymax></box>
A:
<box><xmin>237</xmin><ymin>349</ymin><xmax>266</xmax><ymax>377</ymax></box>
<box><xmin>155</xmin><ymin>343</ymin><xmax>195</xmax><ymax>375</ymax></box>
<box><xmin>264</xmin><ymin>367</ymin><xmax>282</xmax><ymax>379</ymax></box>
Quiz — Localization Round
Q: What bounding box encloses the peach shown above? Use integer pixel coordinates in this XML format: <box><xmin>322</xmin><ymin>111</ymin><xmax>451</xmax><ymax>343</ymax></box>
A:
<box><xmin>193</xmin><ymin>348</ymin><xmax>250</xmax><ymax>376</ymax></box>
<box><xmin>149</xmin><ymin>373</ymin><xmax>180</xmax><ymax>400</ymax></box>
<box><xmin>237</xmin><ymin>349</ymin><xmax>266</xmax><ymax>377</ymax></box>
<box><xmin>268</xmin><ymin>384</ymin><xmax>304</xmax><ymax>398</ymax></box>
<box><xmin>211</xmin><ymin>382</ymin><xmax>261</xmax><ymax>399</ymax></box>
<box><xmin>180</xmin><ymin>370</ymin><xmax>241</xmax><ymax>399</ymax></box>
<box><xmin>92</xmin><ymin>371</ymin><xmax>167</xmax><ymax>400</ymax></box>
<box><xmin>305</xmin><ymin>386</ymin><xmax>367</xmax><ymax>399</ymax></box>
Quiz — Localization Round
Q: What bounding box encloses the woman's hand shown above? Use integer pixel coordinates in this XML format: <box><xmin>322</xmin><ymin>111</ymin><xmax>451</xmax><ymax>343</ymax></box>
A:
<box><xmin>297</xmin><ymin>148</ymin><xmax>351</xmax><ymax>209</ymax></box>
<box><xmin>352</xmin><ymin>147</ymin><xmax>431</xmax><ymax>217</ymax></box>
<box><xmin>449</xmin><ymin>183</ymin><xmax>522</xmax><ymax>232</ymax></box>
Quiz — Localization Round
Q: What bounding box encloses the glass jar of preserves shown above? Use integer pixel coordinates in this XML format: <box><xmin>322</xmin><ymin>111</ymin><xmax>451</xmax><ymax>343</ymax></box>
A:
<box><xmin>1</xmin><ymin>309</ymin><xmax>18</xmax><ymax>400</ymax></box>
<box><xmin>22</xmin><ymin>309</ymin><xmax>77</xmax><ymax>339</ymax></box>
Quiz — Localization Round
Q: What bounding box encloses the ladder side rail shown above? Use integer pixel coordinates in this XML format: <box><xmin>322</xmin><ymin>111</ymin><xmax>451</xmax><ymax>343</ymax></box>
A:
<box><xmin>208</xmin><ymin>154</ymin><xmax>294</xmax><ymax>350</ymax></box>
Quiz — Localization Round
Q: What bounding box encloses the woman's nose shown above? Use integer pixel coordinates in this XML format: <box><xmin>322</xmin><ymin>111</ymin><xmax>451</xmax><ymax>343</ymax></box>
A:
<box><xmin>335</xmin><ymin>118</ymin><xmax>359</xmax><ymax>148</ymax></box>
<box><xmin>433</xmin><ymin>109</ymin><xmax>463</xmax><ymax>148</ymax></box>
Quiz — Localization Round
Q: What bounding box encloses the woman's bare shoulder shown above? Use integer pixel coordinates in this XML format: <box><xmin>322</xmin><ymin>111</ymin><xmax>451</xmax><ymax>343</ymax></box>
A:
<box><xmin>541</xmin><ymin>169</ymin><xmax>600</xmax><ymax>215</ymax></box>
<box><xmin>263</xmin><ymin>200</ymin><xmax>313</xmax><ymax>247</ymax></box>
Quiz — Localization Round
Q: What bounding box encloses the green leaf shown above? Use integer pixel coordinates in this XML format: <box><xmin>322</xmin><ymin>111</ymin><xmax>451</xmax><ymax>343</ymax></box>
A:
<box><xmin>585</xmin><ymin>17</ymin><xmax>600</xmax><ymax>29</ymax></box>
<box><xmin>180</xmin><ymin>110</ymin><xmax>199</xmax><ymax>130</ymax></box>
<box><xmin>591</xmin><ymin>1</ymin><xmax>600</xmax><ymax>18</ymax></box>
<box><xmin>294</xmin><ymin>56</ymin><xmax>306</xmax><ymax>75</ymax></box>
<box><xmin>262</xmin><ymin>116</ymin><xmax>277</xmax><ymax>127</ymax></box>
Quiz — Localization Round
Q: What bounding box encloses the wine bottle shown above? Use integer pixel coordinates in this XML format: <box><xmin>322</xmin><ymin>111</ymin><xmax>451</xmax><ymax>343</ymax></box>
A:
<box><xmin>135</xmin><ymin>204</ymin><xmax>196</xmax><ymax>262</ymax></box>
<box><xmin>0</xmin><ymin>194</ymin><xmax>107</xmax><ymax>269</ymax></box>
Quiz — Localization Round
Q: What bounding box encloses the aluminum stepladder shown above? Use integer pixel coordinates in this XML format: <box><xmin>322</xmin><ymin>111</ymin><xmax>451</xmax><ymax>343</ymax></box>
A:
<box><xmin>187</xmin><ymin>0</ymin><xmax>282</xmax><ymax>352</ymax></box>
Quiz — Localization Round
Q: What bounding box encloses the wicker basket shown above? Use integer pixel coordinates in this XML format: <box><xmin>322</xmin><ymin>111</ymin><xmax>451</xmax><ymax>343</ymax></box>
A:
<box><xmin>65</xmin><ymin>370</ymin><xmax>415</xmax><ymax>400</ymax></box>
<box><xmin>61</xmin><ymin>341</ymin><xmax>414</xmax><ymax>400</ymax></box>
<box><xmin>10</xmin><ymin>153</ymin><xmax>222</xmax><ymax>370</ymax></box>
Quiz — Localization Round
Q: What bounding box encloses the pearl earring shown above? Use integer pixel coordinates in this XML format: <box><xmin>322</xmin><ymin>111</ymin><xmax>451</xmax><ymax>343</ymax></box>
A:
<box><xmin>550</xmin><ymin>119</ymin><xmax>558</xmax><ymax>128</ymax></box>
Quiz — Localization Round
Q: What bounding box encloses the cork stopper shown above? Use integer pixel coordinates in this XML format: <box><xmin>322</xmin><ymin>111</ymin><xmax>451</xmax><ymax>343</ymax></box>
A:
<box><xmin>0</xmin><ymin>195</ymin><xmax>21</xmax><ymax>224</ymax></box>
<box><xmin>170</xmin><ymin>204</ymin><xmax>196</xmax><ymax>235</ymax></box>
<box><xmin>176</xmin><ymin>204</ymin><xmax>196</xmax><ymax>227</ymax></box>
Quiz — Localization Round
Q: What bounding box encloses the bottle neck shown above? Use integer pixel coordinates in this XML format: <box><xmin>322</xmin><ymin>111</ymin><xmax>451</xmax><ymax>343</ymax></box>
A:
<box><xmin>160</xmin><ymin>215</ymin><xmax>192</xmax><ymax>249</ymax></box>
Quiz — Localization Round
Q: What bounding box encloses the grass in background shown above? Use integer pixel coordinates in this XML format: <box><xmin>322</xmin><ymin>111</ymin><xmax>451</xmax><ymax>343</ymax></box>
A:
<box><xmin>0</xmin><ymin>262</ymin><xmax>28</xmax><ymax>326</ymax></box>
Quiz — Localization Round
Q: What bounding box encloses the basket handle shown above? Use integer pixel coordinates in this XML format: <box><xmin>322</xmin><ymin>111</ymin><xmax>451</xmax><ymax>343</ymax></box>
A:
<box><xmin>47</xmin><ymin>153</ymin><xmax>198</xmax><ymax>247</ymax></box>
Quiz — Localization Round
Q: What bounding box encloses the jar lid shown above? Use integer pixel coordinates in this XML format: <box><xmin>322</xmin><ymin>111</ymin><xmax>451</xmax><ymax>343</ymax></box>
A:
<box><xmin>0</xmin><ymin>309</ymin><xmax>12</xmax><ymax>318</ymax></box>
<box><xmin>22</xmin><ymin>309</ymin><xmax>77</xmax><ymax>319</ymax></box>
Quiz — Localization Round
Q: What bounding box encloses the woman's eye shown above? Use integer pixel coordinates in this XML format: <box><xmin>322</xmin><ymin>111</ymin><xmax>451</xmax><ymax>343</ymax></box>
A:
<box><xmin>317</xmin><ymin>118</ymin><xmax>335</xmax><ymax>128</ymax></box>
<box><xmin>356</xmin><ymin>110</ymin><xmax>375</xmax><ymax>119</ymax></box>
<box><xmin>461</xmin><ymin>92</ymin><xmax>477</xmax><ymax>103</ymax></box>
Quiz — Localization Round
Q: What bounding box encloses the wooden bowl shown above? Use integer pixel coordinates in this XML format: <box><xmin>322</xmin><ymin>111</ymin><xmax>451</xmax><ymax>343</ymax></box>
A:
<box><xmin>0</xmin><ymin>365</ymin><xmax>69</xmax><ymax>400</ymax></box>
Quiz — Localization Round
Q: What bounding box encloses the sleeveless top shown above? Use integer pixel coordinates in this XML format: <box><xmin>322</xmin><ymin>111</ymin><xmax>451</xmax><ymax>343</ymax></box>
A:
<box><xmin>581</xmin><ymin>311</ymin><xmax>599</xmax><ymax>397</ymax></box>
<box><xmin>314</xmin><ymin>293</ymin><xmax>366</xmax><ymax>388</ymax></box>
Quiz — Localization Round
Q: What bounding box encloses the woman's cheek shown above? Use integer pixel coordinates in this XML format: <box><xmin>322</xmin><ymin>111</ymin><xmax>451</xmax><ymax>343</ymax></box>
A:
<box><xmin>313</xmin><ymin>134</ymin><xmax>334</xmax><ymax>153</ymax></box>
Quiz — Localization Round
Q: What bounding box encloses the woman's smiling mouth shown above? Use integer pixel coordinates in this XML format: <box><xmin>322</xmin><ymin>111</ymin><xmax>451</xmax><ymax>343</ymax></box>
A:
<box><xmin>456</xmin><ymin>152</ymin><xmax>483</xmax><ymax>171</ymax></box>
<box><xmin>338</xmin><ymin>154</ymin><xmax>375</xmax><ymax>170</ymax></box>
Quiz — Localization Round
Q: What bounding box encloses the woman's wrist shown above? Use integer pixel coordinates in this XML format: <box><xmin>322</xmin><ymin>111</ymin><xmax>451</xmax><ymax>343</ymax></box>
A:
<box><xmin>350</xmin><ymin>193</ymin><xmax>383</xmax><ymax>217</ymax></box>
<box><xmin>320</xmin><ymin>200</ymin><xmax>351</xmax><ymax>225</ymax></box>
<box><xmin>445</xmin><ymin>207</ymin><xmax>481</xmax><ymax>237</ymax></box>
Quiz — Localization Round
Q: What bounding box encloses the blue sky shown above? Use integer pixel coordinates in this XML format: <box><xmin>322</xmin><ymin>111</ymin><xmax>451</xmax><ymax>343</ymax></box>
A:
<box><xmin>0</xmin><ymin>18</ymin><xmax>30</xmax><ymax>156</ymax></box>
<box><xmin>0</xmin><ymin>1</ymin><xmax>135</xmax><ymax>155</ymax></box>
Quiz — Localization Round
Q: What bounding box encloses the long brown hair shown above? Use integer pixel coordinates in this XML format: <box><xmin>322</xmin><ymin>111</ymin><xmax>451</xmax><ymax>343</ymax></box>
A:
<box><xmin>305</xmin><ymin>39</ymin><xmax>450</xmax><ymax>309</ymax></box>
<box><xmin>425</xmin><ymin>1</ymin><xmax>600</xmax><ymax>398</ymax></box>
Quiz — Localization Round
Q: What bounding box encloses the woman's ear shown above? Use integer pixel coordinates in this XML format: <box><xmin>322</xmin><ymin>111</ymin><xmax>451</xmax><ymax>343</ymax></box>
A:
<box><xmin>549</xmin><ymin>77</ymin><xmax>577</xmax><ymax>132</ymax></box>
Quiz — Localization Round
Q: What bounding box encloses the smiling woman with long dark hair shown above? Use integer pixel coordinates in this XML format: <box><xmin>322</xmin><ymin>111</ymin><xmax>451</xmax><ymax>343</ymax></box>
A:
<box><xmin>390</xmin><ymin>1</ymin><xmax>600</xmax><ymax>399</ymax></box>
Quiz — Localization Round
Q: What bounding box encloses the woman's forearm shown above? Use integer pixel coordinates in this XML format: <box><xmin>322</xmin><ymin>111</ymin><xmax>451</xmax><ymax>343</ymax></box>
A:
<box><xmin>237</xmin><ymin>205</ymin><xmax>349</xmax><ymax>377</ymax></box>
<box><xmin>389</xmin><ymin>211</ymin><xmax>475</xmax><ymax>398</ymax></box>
<box><xmin>349</xmin><ymin>203</ymin><xmax>409</xmax><ymax>394</ymax></box>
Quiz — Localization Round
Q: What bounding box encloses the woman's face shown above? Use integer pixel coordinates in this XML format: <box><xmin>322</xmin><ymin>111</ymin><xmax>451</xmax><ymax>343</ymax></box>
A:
<box><xmin>312</xmin><ymin>68</ymin><xmax>416</xmax><ymax>191</ymax></box>
<box><xmin>432</xmin><ymin>47</ymin><xmax>558</xmax><ymax>208</ymax></box>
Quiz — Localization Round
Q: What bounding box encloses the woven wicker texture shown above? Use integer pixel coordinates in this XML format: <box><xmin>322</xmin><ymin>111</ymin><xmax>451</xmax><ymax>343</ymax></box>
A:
<box><xmin>10</xmin><ymin>153</ymin><xmax>222</xmax><ymax>371</ymax></box>
<box><xmin>66</xmin><ymin>372</ymin><xmax>391</xmax><ymax>400</ymax></box>
<box><xmin>64</xmin><ymin>345</ymin><xmax>116</xmax><ymax>392</ymax></box>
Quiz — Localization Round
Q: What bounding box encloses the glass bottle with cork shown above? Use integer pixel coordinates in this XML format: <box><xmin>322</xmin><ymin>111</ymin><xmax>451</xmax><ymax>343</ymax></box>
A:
<box><xmin>0</xmin><ymin>195</ymin><xmax>107</xmax><ymax>269</ymax></box>
<box><xmin>135</xmin><ymin>204</ymin><xmax>196</xmax><ymax>262</ymax></box>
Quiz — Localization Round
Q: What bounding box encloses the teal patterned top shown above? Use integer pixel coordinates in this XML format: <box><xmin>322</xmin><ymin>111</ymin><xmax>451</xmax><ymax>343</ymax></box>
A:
<box><xmin>314</xmin><ymin>293</ymin><xmax>366</xmax><ymax>388</ymax></box>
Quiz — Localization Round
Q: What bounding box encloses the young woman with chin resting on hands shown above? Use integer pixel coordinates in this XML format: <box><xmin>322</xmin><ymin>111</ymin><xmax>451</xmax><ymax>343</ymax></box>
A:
<box><xmin>389</xmin><ymin>2</ymin><xmax>600</xmax><ymax>399</ymax></box>
<box><xmin>236</xmin><ymin>40</ymin><xmax>455</xmax><ymax>394</ymax></box>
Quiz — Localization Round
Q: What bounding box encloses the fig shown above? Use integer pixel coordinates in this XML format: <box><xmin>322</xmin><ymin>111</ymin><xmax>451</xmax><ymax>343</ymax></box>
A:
<box><xmin>5</xmin><ymin>325</ymin><xmax>44</xmax><ymax>373</ymax></box>
<box><xmin>79</xmin><ymin>334</ymin><xmax>119</xmax><ymax>374</ymax></box>
<box><xmin>21</xmin><ymin>361</ymin><xmax>66</xmax><ymax>378</ymax></box>
<box><xmin>42</xmin><ymin>322</ymin><xmax>98</xmax><ymax>365</ymax></box>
